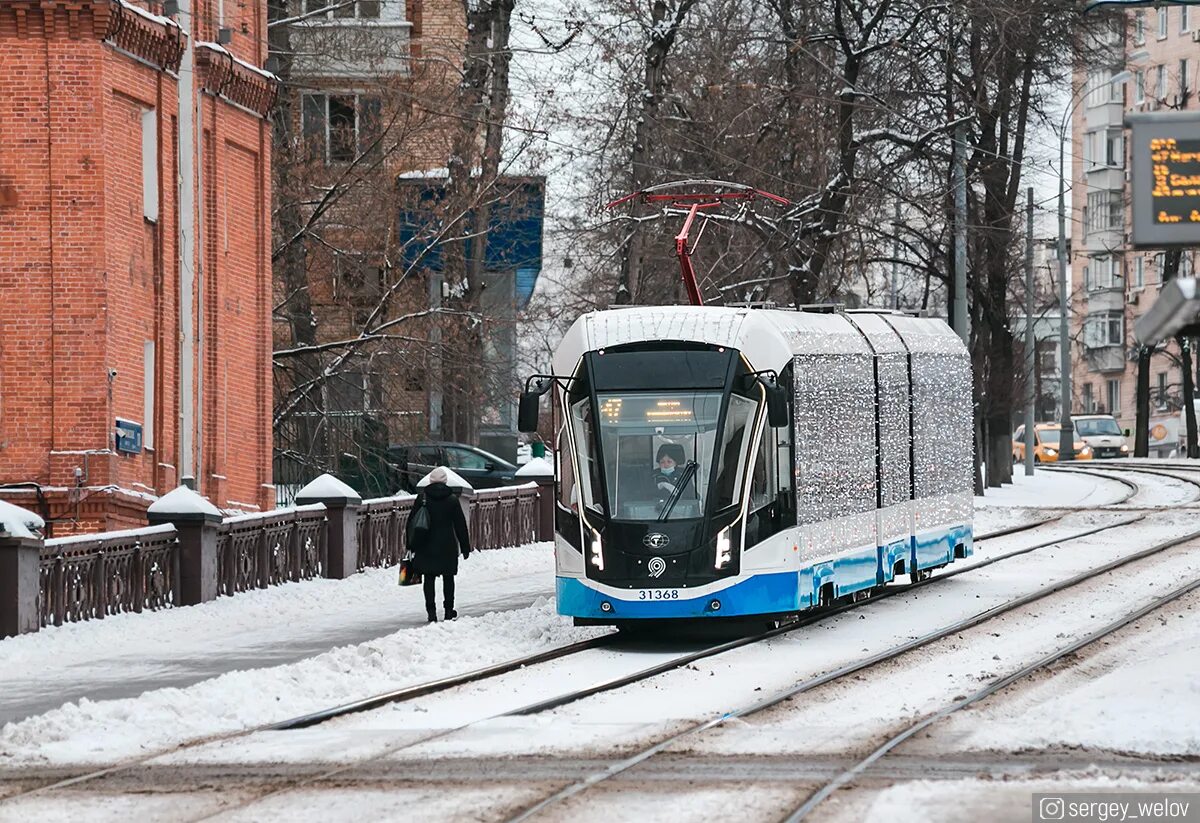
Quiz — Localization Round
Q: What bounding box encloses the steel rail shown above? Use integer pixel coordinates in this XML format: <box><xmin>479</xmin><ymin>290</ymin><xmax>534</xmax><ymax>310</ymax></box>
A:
<box><xmin>783</xmin><ymin>574</ymin><xmax>1200</xmax><ymax>821</ymax></box>
<box><xmin>502</xmin><ymin>524</ymin><xmax>1200</xmax><ymax>823</ymax></box>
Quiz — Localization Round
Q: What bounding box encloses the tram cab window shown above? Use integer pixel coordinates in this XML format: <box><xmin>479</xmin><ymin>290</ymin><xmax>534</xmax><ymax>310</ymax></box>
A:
<box><xmin>750</xmin><ymin>425</ymin><xmax>776</xmax><ymax>511</ymax></box>
<box><xmin>557</xmin><ymin>421</ymin><xmax>578</xmax><ymax>511</ymax></box>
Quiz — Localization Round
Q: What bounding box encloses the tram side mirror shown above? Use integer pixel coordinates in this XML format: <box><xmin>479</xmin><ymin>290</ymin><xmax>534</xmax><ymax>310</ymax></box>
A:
<box><xmin>518</xmin><ymin>391</ymin><xmax>541</xmax><ymax>433</ymax></box>
<box><xmin>764</xmin><ymin>380</ymin><xmax>789</xmax><ymax>428</ymax></box>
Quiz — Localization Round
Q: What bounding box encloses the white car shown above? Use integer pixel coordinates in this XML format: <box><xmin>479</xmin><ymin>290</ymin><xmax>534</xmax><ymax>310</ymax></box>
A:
<box><xmin>1072</xmin><ymin>414</ymin><xmax>1130</xmax><ymax>459</ymax></box>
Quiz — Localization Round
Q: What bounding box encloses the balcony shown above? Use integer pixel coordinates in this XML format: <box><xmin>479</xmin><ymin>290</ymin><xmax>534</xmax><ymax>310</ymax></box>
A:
<box><xmin>1085</xmin><ymin>165</ymin><xmax>1125</xmax><ymax>194</ymax></box>
<box><xmin>1084</xmin><ymin>100</ymin><xmax>1126</xmax><ymax>130</ymax></box>
<box><xmin>1084</xmin><ymin>345</ymin><xmax>1126</xmax><ymax>373</ymax></box>
<box><xmin>1085</xmin><ymin>286</ymin><xmax>1124</xmax><ymax>313</ymax></box>
<box><xmin>291</xmin><ymin>20</ymin><xmax>412</xmax><ymax>79</ymax></box>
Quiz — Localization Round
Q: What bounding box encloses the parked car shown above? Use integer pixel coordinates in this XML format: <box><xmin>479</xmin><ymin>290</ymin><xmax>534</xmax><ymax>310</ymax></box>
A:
<box><xmin>1071</xmin><ymin>414</ymin><xmax>1130</xmax><ymax>459</ymax></box>
<box><xmin>1013</xmin><ymin>423</ymin><xmax>1093</xmax><ymax>463</ymax></box>
<box><xmin>389</xmin><ymin>442</ymin><xmax>520</xmax><ymax>492</ymax></box>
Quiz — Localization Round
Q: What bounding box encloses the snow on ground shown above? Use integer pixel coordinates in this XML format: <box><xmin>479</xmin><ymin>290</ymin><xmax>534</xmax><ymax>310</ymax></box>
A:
<box><xmin>974</xmin><ymin>467</ymin><xmax>1130</xmax><ymax>510</ymax></box>
<box><xmin>937</xmin><ymin>591</ymin><xmax>1200</xmax><ymax>756</ymax></box>
<box><xmin>834</xmin><ymin>773</ymin><xmax>1200</xmax><ymax>823</ymax></box>
<box><xmin>0</xmin><ymin>543</ymin><xmax>557</xmax><ymax>724</ymax></box>
<box><xmin>0</xmin><ymin>594</ymin><xmax>601</xmax><ymax>767</ymax></box>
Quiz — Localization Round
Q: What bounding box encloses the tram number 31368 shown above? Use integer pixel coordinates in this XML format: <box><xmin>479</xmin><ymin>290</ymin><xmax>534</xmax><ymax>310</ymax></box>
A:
<box><xmin>638</xmin><ymin>589</ymin><xmax>680</xmax><ymax>601</ymax></box>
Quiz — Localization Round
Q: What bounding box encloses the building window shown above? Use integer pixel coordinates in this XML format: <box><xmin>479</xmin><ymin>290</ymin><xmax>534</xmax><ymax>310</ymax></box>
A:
<box><xmin>1088</xmin><ymin>254</ymin><xmax>1120</xmax><ymax>291</ymax></box>
<box><xmin>301</xmin><ymin>93</ymin><xmax>382</xmax><ymax>163</ymax></box>
<box><xmin>1106</xmin><ymin>130</ymin><xmax>1123</xmax><ymax>167</ymax></box>
<box><xmin>1157</xmin><ymin>64</ymin><xmax>1169</xmax><ymax>100</ymax></box>
<box><xmin>303</xmin><ymin>0</ymin><xmax>380</xmax><ymax>19</ymax></box>
<box><xmin>1181</xmin><ymin>59</ymin><xmax>1191</xmax><ymax>97</ymax></box>
<box><xmin>1135</xmin><ymin>70</ymin><xmax>1146</xmax><ymax>103</ymax></box>
<box><xmin>1085</xmin><ymin>69</ymin><xmax>1123</xmax><ymax>108</ymax></box>
<box><xmin>1134</xmin><ymin>10</ymin><xmax>1146</xmax><ymax>44</ymax></box>
<box><xmin>1159</xmin><ymin>7</ymin><xmax>1169</xmax><ymax>39</ymax></box>
<box><xmin>1085</xmin><ymin>311</ymin><xmax>1124</xmax><ymax>349</ymax></box>
<box><xmin>1083</xmin><ymin>383</ymin><xmax>1095</xmax><ymax>413</ymax></box>
<box><xmin>1157</xmin><ymin>372</ymin><xmax>1169</xmax><ymax>410</ymax></box>
<box><xmin>1182</xmin><ymin>4</ymin><xmax>1190</xmax><ymax>33</ymax></box>
<box><xmin>1107</xmin><ymin>379</ymin><xmax>1120</xmax><ymax>416</ymax></box>
<box><xmin>141</xmin><ymin>109</ymin><xmax>158</xmax><ymax>222</ymax></box>
<box><xmin>1133</xmin><ymin>255</ymin><xmax>1144</xmax><ymax>289</ymax></box>
<box><xmin>1086</xmin><ymin>191</ymin><xmax>1123</xmax><ymax>235</ymax></box>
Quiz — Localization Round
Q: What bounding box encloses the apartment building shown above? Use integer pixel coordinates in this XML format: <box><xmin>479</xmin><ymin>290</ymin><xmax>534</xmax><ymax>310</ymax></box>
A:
<box><xmin>1070</xmin><ymin>5</ymin><xmax>1199</xmax><ymax>431</ymax></box>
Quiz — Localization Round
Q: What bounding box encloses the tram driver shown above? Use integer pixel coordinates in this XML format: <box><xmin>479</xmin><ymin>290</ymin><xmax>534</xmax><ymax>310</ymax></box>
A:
<box><xmin>654</xmin><ymin>443</ymin><xmax>687</xmax><ymax>493</ymax></box>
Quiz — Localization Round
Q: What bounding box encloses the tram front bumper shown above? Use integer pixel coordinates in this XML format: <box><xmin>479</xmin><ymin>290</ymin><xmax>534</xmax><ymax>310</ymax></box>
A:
<box><xmin>555</xmin><ymin>572</ymin><xmax>801</xmax><ymax>619</ymax></box>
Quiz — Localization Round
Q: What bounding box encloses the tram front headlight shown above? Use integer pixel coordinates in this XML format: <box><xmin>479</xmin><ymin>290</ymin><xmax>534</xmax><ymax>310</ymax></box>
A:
<box><xmin>715</xmin><ymin>527</ymin><xmax>733</xmax><ymax>570</ymax></box>
<box><xmin>589</xmin><ymin>531</ymin><xmax>604</xmax><ymax>571</ymax></box>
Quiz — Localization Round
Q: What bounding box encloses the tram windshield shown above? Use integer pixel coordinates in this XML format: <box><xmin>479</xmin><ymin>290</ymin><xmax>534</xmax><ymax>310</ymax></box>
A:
<box><xmin>570</xmin><ymin>391</ymin><xmax>759</xmax><ymax>521</ymax></box>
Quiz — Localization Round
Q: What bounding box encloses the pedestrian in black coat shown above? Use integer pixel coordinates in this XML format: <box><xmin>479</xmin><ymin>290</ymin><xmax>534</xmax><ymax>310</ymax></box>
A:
<box><xmin>408</xmin><ymin>467</ymin><xmax>472</xmax><ymax>622</ymax></box>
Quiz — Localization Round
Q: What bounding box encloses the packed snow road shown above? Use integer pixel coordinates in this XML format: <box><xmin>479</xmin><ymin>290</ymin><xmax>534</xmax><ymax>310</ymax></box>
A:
<box><xmin>1</xmin><ymin>468</ymin><xmax>1198</xmax><ymax>823</ymax></box>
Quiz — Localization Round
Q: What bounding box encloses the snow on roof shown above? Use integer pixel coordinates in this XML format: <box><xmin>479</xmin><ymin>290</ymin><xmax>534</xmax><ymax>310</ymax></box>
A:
<box><xmin>515</xmin><ymin>457</ymin><xmax>553</xmax><ymax>477</ymax></box>
<box><xmin>295</xmin><ymin>473</ymin><xmax>362</xmax><ymax>501</ymax></box>
<box><xmin>116</xmin><ymin>0</ymin><xmax>182</xmax><ymax>29</ymax></box>
<box><xmin>0</xmin><ymin>500</ymin><xmax>43</xmax><ymax>540</ymax></box>
<box><xmin>195</xmin><ymin>41</ymin><xmax>280</xmax><ymax>83</ymax></box>
<box><xmin>416</xmin><ymin>466</ymin><xmax>475</xmax><ymax>493</ymax></box>
<box><xmin>147</xmin><ymin>485</ymin><xmax>223</xmax><ymax>517</ymax></box>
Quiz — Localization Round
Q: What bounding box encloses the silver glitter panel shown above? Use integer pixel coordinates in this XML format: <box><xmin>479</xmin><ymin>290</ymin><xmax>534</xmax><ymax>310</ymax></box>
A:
<box><xmin>793</xmin><ymin>352</ymin><xmax>878</xmax><ymax>561</ymax></box>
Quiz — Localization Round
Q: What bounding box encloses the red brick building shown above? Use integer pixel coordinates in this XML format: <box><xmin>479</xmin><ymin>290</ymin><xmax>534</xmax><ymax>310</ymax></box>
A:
<box><xmin>0</xmin><ymin>0</ymin><xmax>276</xmax><ymax>533</ymax></box>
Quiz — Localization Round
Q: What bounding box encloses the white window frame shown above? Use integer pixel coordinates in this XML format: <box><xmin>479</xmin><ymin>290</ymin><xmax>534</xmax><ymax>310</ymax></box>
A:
<box><xmin>141</xmin><ymin>108</ymin><xmax>158</xmax><ymax>223</ymax></box>
<box><xmin>1134</xmin><ymin>10</ymin><xmax>1146</xmax><ymax>45</ymax></box>
<box><xmin>1157</xmin><ymin>64</ymin><xmax>1169</xmax><ymax>100</ymax></box>
<box><xmin>1182</xmin><ymin>4</ymin><xmax>1190</xmax><ymax>33</ymax></box>
<box><xmin>1157</xmin><ymin>372</ymin><xmax>1169</xmax><ymax>411</ymax></box>
<box><xmin>1135</xmin><ymin>69</ymin><xmax>1146</xmax><ymax>103</ymax></box>
<box><xmin>1133</xmin><ymin>255</ymin><xmax>1145</xmax><ymax>289</ymax></box>
<box><xmin>1107</xmin><ymin>379</ymin><xmax>1120</xmax><ymax>416</ymax></box>
<box><xmin>301</xmin><ymin>92</ymin><xmax>382</xmax><ymax>164</ymax></box>
<box><xmin>302</xmin><ymin>0</ymin><xmax>382</xmax><ymax>20</ymax></box>
<box><xmin>1159</xmin><ymin>6</ymin><xmax>1169</xmax><ymax>39</ymax></box>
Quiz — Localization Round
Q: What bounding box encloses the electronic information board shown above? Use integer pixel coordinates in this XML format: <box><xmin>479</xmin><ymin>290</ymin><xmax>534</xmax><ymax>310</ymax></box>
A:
<box><xmin>1129</xmin><ymin>111</ymin><xmax>1200</xmax><ymax>248</ymax></box>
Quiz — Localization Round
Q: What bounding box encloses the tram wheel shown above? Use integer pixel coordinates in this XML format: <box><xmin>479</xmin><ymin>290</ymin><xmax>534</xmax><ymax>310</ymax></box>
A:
<box><xmin>911</xmin><ymin>568</ymin><xmax>934</xmax><ymax>583</ymax></box>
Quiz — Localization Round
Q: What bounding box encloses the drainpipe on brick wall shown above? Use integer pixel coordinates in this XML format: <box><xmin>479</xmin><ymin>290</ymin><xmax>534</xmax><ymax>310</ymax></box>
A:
<box><xmin>178</xmin><ymin>0</ymin><xmax>198</xmax><ymax>488</ymax></box>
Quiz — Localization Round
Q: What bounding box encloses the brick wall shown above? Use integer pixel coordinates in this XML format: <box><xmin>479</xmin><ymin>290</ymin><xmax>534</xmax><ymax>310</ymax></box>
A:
<box><xmin>0</xmin><ymin>0</ymin><xmax>275</xmax><ymax>532</ymax></box>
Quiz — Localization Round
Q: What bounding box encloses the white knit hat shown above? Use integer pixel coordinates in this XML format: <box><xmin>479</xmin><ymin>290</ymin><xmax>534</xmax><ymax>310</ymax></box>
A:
<box><xmin>429</xmin><ymin>466</ymin><xmax>448</xmax><ymax>483</ymax></box>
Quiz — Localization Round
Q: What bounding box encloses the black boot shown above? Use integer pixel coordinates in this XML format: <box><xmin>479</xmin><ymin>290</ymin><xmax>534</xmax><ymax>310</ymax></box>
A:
<box><xmin>426</xmin><ymin>609</ymin><xmax>437</xmax><ymax>623</ymax></box>
<box><xmin>445</xmin><ymin>608</ymin><xmax>457</xmax><ymax>621</ymax></box>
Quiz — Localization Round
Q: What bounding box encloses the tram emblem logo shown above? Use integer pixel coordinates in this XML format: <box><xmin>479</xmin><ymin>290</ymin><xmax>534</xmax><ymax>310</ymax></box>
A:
<box><xmin>643</xmin><ymin>533</ymin><xmax>670</xmax><ymax>550</ymax></box>
<box><xmin>647</xmin><ymin>556</ymin><xmax>667</xmax><ymax>578</ymax></box>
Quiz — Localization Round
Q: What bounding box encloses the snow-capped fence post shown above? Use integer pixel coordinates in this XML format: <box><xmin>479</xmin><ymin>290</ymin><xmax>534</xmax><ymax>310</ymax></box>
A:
<box><xmin>0</xmin><ymin>501</ymin><xmax>46</xmax><ymax>637</ymax></box>
<box><xmin>515</xmin><ymin>458</ymin><xmax>555</xmax><ymax>543</ymax></box>
<box><xmin>295</xmin><ymin>474</ymin><xmax>362</xmax><ymax>580</ymax></box>
<box><xmin>0</xmin><ymin>532</ymin><xmax>42</xmax><ymax>638</ymax></box>
<box><xmin>146</xmin><ymin>486</ymin><xmax>223</xmax><ymax>606</ymax></box>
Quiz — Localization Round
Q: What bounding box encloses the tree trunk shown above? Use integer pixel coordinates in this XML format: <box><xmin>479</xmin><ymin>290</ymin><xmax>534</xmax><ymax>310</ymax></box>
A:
<box><xmin>1134</xmin><ymin>346</ymin><xmax>1151</xmax><ymax>457</ymax></box>
<box><xmin>1180</xmin><ymin>336</ymin><xmax>1198</xmax><ymax>458</ymax></box>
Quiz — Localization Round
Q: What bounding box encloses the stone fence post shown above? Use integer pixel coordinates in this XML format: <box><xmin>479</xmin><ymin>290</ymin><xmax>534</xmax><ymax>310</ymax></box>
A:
<box><xmin>295</xmin><ymin>474</ymin><xmax>361</xmax><ymax>579</ymax></box>
<box><xmin>515</xmin><ymin>457</ymin><xmax>555</xmax><ymax>543</ymax></box>
<box><xmin>0</xmin><ymin>501</ymin><xmax>47</xmax><ymax>637</ymax></box>
<box><xmin>147</xmin><ymin>486</ymin><xmax>223</xmax><ymax>606</ymax></box>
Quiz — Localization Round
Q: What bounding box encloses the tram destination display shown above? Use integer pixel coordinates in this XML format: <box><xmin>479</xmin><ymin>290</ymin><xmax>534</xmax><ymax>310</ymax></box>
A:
<box><xmin>1129</xmin><ymin>111</ymin><xmax>1200</xmax><ymax>248</ymax></box>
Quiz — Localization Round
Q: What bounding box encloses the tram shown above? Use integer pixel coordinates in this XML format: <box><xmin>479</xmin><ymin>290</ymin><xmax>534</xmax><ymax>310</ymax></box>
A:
<box><xmin>518</xmin><ymin>305</ymin><xmax>974</xmax><ymax>625</ymax></box>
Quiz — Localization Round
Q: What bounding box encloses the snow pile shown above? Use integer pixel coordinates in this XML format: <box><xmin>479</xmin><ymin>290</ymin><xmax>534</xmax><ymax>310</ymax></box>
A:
<box><xmin>0</xmin><ymin>500</ymin><xmax>43</xmax><ymax>539</ymax></box>
<box><xmin>0</xmin><ymin>595</ymin><xmax>600</xmax><ymax>766</ymax></box>
<box><xmin>294</xmin><ymin>473</ymin><xmax>361</xmax><ymax>502</ymax></box>
<box><xmin>146</xmin><ymin>485</ymin><xmax>222</xmax><ymax>517</ymax></box>
<box><xmin>515</xmin><ymin>457</ymin><xmax>553</xmax><ymax>477</ymax></box>
<box><xmin>975</xmin><ymin>468</ymin><xmax>1128</xmax><ymax>509</ymax></box>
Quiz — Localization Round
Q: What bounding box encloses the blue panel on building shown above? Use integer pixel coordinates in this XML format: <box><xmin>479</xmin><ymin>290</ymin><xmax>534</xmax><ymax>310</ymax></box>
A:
<box><xmin>115</xmin><ymin>419</ymin><xmax>143</xmax><ymax>454</ymax></box>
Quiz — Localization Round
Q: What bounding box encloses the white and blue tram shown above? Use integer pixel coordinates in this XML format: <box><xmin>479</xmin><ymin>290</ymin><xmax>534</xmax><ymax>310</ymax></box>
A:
<box><xmin>519</xmin><ymin>305</ymin><xmax>974</xmax><ymax>624</ymax></box>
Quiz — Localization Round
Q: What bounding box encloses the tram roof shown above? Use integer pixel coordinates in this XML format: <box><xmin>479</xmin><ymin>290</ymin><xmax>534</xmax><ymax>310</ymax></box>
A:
<box><xmin>552</xmin><ymin>305</ymin><xmax>964</xmax><ymax>375</ymax></box>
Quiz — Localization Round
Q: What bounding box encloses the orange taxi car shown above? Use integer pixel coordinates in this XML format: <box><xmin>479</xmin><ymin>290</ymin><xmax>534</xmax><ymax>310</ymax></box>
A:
<box><xmin>1012</xmin><ymin>423</ymin><xmax>1093</xmax><ymax>463</ymax></box>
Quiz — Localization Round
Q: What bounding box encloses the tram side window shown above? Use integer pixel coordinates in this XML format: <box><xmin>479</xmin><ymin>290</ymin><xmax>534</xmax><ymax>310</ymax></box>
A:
<box><xmin>558</xmin><ymin>422</ymin><xmax>577</xmax><ymax>510</ymax></box>
<box><xmin>571</xmin><ymin>398</ymin><xmax>604</xmax><ymax>514</ymax></box>
<box><xmin>715</xmin><ymin>394</ymin><xmax>758</xmax><ymax>510</ymax></box>
<box><xmin>750</xmin><ymin>425</ymin><xmax>776</xmax><ymax>511</ymax></box>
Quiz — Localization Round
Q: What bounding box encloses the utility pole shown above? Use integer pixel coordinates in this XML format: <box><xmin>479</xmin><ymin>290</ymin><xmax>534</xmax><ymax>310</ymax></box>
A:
<box><xmin>1135</xmin><ymin>346</ymin><xmax>1151</xmax><ymax>457</ymax></box>
<box><xmin>177</xmin><ymin>0</ymin><xmax>197</xmax><ymax>486</ymax></box>
<box><xmin>952</xmin><ymin>125</ymin><xmax>969</xmax><ymax>345</ymax></box>
<box><xmin>891</xmin><ymin>201</ymin><xmax>901</xmax><ymax>310</ymax></box>
<box><xmin>1024</xmin><ymin>188</ymin><xmax>1035</xmax><ymax>477</ymax></box>
<box><xmin>1056</xmin><ymin>115</ymin><xmax>1074</xmax><ymax>462</ymax></box>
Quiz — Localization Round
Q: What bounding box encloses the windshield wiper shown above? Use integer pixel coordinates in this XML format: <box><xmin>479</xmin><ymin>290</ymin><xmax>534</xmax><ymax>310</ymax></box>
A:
<box><xmin>659</xmin><ymin>460</ymin><xmax>698</xmax><ymax>522</ymax></box>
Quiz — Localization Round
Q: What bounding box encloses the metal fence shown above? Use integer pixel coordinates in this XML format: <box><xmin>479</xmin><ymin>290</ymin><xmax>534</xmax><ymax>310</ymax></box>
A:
<box><xmin>216</xmin><ymin>505</ymin><xmax>328</xmax><ymax>596</ymax></box>
<box><xmin>20</xmin><ymin>480</ymin><xmax>548</xmax><ymax>636</ymax></box>
<box><xmin>40</xmin><ymin>524</ymin><xmax>179</xmax><ymax>627</ymax></box>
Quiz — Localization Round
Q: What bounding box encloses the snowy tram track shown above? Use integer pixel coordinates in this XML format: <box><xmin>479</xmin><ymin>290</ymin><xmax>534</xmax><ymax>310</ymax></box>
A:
<box><xmin>779</xmin><ymin>575</ymin><xmax>1200</xmax><ymax>822</ymax></box>
<box><xmin>1045</xmin><ymin>463</ymin><xmax>1200</xmax><ymax>507</ymax></box>
<box><xmin>163</xmin><ymin>514</ymin><xmax>1171</xmax><ymax>822</ymax></box>
<box><xmin>0</xmin><ymin>510</ymin><xmax>1143</xmax><ymax>816</ymax></box>
<box><xmin>500</xmin><ymin>523</ymin><xmax>1200</xmax><ymax>823</ymax></box>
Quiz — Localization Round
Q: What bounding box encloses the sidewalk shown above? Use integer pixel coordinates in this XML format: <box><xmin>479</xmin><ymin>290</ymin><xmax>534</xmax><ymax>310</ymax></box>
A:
<box><xmin>0</xmin><ymin>544</ymin><xmax>554</xmax><ymax>725</ymax></box>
